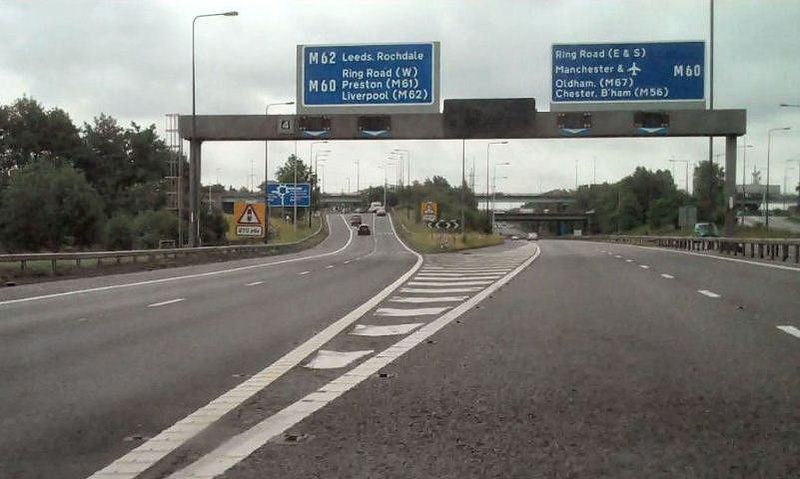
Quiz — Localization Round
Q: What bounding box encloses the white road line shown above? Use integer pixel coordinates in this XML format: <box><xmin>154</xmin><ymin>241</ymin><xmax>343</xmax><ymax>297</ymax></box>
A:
<box><xmin>298</xmin><ymin>271</ymin><xmax>310</xmax><ymax>275</ymax></box>
<box><xmin>86</xmin><ymin>213</ymin><xmax>421</xmax><ymax>479</ymax></box>
<box><xmin>420</xmin><ymin>269</ymin><xmax>511</xmax><ymax>274</ymax></box>
<box><xmin>660</xmin><ymin>273</ymin><xmax>675</xmax><ymax>279</ymax></box>
<box><xmin>375</xmin><ymin>306</ymin><xmax>450</xmax><ymax>317</ymax></box>
<box><xmin>401</xmin><ymin>287</ymin><xmax>482</xmax><ymax>293</ymax></box>
<box><xmin>602</xmin><ymin>242</ymin><xmax>800</xmax><ymax>272</ymax></box>
<box><xmin>146</xmin><ymin>298</ymin><xmax>185</xmax><ymax>308</ymax></box>
<box><xmin>344</xmin><ymin>260</ymin><xmax>351</xmax><ymax>264</ymax></box>
<box><xmin>777</xmin><ymin>325</ymin><xmax>800</xmax><ymax>339</ymax></box>
<box><xmin>1</xmin><ymin>215</ymin><xmax>355</xmax><ymax>307</ymax></box>
<box><xmin>639</xmin><ymin>265</ymin><xmax>650</xmax><ymax>269</ymax></box>
<box><xmin>245</xmin><ymin>281</ymin><xmax>263</xmax><ymax>286</ymax></box>
<box><xmin>389</xmin><ymin>296</ymin><xmax>468</xmax><ymax>303</ymax></box>
<box><xmin>407</xmin><ymin>280</ymin><xmax>493</xmax><ymax>287</ymax></box>
<box><xmin>303</xmin><ymin>349</ymin><xmax>374</xmax><ymax>369</ymax></box>
<box><xmin>77</xmin><ymin>317</ymin><xmax>89</xmax><ymax>322</ymax></box>
<box><xmin>350</xmin><ymin>323</ymin><xmax>424</xmax><ymax>336</ymax></box>
<box><xmin>698</xmin><ymin>289</ymin><xmax>721</xmax><ymax>298</ymax></box>
<box><xmin>167</xmin><ymin>244</ymin><xmax>541</xmax><ymax>479</ymax></box>
<box><xmin>414</xmin><ymin>274</ymin><xmax>504</xmax><ymax>280</ymax></box>
<box><xmin>615</xmin><ymin>255</ymin><xmax>622</xmax><ymax>258</ymax></box>
<box><xmin>326</xmin><ymin>265</ymin><xmax>334</xmax><ymax>269</ymax></box>
<box><xmin>625</xmin><ymin>259</ymin><xmax>633</xmax><ymax>263</ymax></box>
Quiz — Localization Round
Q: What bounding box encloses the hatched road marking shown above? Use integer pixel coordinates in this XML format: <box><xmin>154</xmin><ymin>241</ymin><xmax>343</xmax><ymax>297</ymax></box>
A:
<box><xmin>350</xmin><ymin>323</ymin><xmax>424</xmax><ymax>337</ymax></box>
<box><xmin>401</xmin><ymin>287</ymin><xmax>483</xmax><ymax>294</ymax></box>
<box><xmin>777</xmin><ymin>325</ymin><xmax>800</xmax><ymax>339</ymax></box>
<box><xmin>166</xmin><ymin>244</ymin><xmax>541</xmax><ymax>479</ymax></box>
<box><xmin>375</xmin><ymin>306</ymin><xmax>450</xmax><ymax>317</ymax></box>
<box><xmin>303</xmin><ymin>350</ymin><xmax>374</xmax><ymax>369</ymax></box>
<box><xmin>146</xmin><ymin>298</ymin><xmax>185</xmax><ymax>308</ymax></box>
<box><xmin>389</xmin><ymin>295</ymin><xmax>468</xmax><ymax>303</ymax></box>
<box><xmin>407</xmin><ymin>280</ymin><xmax>493</xmax><ymax>287</ymax></box>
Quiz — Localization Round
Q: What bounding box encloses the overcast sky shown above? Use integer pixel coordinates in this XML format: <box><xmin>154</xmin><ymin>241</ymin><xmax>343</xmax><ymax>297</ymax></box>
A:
<box><xmin>2</xmin><ymin>0</ymin><xmax>799</xmax><ymax>196</ymax></box>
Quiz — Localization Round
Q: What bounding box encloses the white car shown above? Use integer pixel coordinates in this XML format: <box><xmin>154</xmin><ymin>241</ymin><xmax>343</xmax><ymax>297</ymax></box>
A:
<box><xmin>527</xmin><ymin>232</ymin><xmax>538</xmax><ymax>241</ymax></box>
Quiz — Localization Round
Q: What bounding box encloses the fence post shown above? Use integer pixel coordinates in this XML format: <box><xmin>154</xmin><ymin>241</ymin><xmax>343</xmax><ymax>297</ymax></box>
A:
<box><xmin>51</xmin><ymin>259</ymin><xmax>57</xmax><ymax>275</ymax></box>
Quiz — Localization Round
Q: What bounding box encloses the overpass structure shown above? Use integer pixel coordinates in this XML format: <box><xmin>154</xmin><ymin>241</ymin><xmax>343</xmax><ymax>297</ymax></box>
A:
<box><xmin>474</xmin><ymin>193</ymin><xmax>576</xmax><ymax>204</ymax></box>
<box><xmin>178</xmin><ymin>98</ymin><xmax>746</xmax><ymax>246</ymax></box>
<box><xmin>493</xmin><ymin>210</ymin><xmax>592</xmax><ymax>236</ymax></box>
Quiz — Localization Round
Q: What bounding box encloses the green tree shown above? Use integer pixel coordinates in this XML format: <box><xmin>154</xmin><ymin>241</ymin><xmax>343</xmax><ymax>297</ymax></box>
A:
<box><xmin>693</xmin><ymin>160</ymin><xmax>724</xmax><ymax>223</ymax></box>
<box><xmin>0</xmin><ymin>97</ymin><xmax>83</xmax><ymax>185</ymax></box>
<box><xmin>0</xmin><ymin>160</ymin><xmax>104</xmax><ymax>251</ymax></box>
<box><xmin>275</xmin><ymin>154</ymin><xmax>311</xmax><ymax>183</ymax></box>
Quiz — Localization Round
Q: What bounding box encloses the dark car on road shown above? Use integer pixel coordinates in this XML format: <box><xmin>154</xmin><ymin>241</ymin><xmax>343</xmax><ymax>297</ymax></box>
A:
<box><xmin>349</xmin><ymin>214</ymin><xmax>362</xmax><ymax>226</ymax></box>
<box><xmin>357</xmin><ymin>224</ymin><xmax>371</xmax><ymax>236</ymax></box>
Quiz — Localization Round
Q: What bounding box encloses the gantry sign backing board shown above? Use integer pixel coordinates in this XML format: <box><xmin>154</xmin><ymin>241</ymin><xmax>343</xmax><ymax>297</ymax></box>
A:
<box><xmin>297</xmin><ymin>42</ymin><xmax>441</xmax><ymax>115</ymax></box>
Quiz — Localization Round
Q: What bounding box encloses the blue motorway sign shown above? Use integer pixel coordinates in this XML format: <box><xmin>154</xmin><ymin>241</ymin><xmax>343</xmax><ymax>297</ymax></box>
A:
<box><xmin>298</xmin><ymin>42</ymin><xmax>439</xmax><ymax>113</ymax></box>
<box><xmin>267</xmin><ymin>183</ymin><xmax>311</xmax><ymax>207</ymax></box>
<box><xmin>551</xmin><ymin>42</ymin><xmax>704</xmax><ymax>105</ymax></box>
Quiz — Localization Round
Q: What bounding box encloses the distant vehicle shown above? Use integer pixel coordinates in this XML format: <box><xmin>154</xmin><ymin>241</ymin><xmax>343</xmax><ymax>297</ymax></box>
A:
<box><xmin>349</xmin><ymin>215</ymin><xmax>362</xmax><ymax>226</ymax></box>
<box><xmin>375</xmin><ymin>208</ymin><xmax>387</xmax><ymax>216</ymax></box>
<box><xmin>357</xmin><ymin>224</ymin><xmax>371</xmax><ymax>236</ymax></box>
<box><xmin>511</xmin><ymin>235</ymin><xmax>520</xmax><ymax>240</ymax></box>
<box><xmin>526</xmin><ymin>232</ymin><xmax>538</xmax><ymax>241</ymax></box>
<box><xmin>693</xmin><ymin>222</ymin><xmax>720</xmax><ymax>237</ymax></box>
<box><xmin>368</xmin><ymin>201</ymin><xmax>382</xmax><ymax>213</ymax></box>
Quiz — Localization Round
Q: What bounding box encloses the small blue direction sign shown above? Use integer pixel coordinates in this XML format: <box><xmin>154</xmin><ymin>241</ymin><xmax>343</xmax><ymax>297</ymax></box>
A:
<box><xmin>551</xmin><ymin>41</ymin><xmax>705</xmax><ymax>108</ymax></box>
<box><xmin>298</xmin><ymin>42</ymin><xmax>440</xmax><ymax>114</ymax></box>
<box><xmin>267</xmin><ymin>183</ymin><xmax>311</xmax><ymax>207</ymax></box>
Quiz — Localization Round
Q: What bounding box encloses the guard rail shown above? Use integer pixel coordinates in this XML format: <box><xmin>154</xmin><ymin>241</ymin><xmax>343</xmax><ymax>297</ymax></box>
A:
<box><xmin>0</xmin><ymin>220</ymin><xmax>325</xmax><ymax>275</ymax></box>
<box><xmin>582</xmin><ymin>235</ymin><xmax>800</xmax><ymax>264</ymax></box>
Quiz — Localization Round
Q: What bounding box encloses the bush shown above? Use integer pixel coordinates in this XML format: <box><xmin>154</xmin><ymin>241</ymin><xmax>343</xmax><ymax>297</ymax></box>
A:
<box><xmin>133</xmin><ymin>209</ymin><xmax>178</xmax><ymax>249</ymax></box>
<box><xmin>0</xmin><ymin>160</ymin><xmax>104</xmax><ymax>251</ymax></box>
<box><xmin>104</xmin><ymin>213</ymin><xmax>135</xmax><ymax>250</ymax></box>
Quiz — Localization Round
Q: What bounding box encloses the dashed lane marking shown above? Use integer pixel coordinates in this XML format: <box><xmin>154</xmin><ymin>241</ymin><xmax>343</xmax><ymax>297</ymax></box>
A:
<box><xmin>325</xmin><ymin>265</ymin><xmax>334</xmax><ymax>269</ymax></box>
<box><xmin>639</xmin><ymin>265</ymin><xmax>650</xmax><ymax>269</ymax></box>
<box><xmin>375</xmin><ymin>306</ymin><xmax>450</xmax><ymax>317</ymax></box>
<box><xmin>303</xmin><ymin>350</ymin><xmax>374</xmax><ymax>369</ymax></box>
<box><xmin>625</xmin><ymin>259</ymin><xmax>633</xmax><ymax>263</ymax></box>
<box><xmin>245</xmin><ymin>281</ymin><xmax>263</xmax><ymax>286</ymax></box>
<box><xmin>615</xmin><ymin>255</ymin><xmax>622</xmax><ymax>259</ymax></box>
<box><xmin>298</xmin><ymin>271</ymin><xmax>310</xmax><ymax>275</ymax></box>
<box><xmin>389</xmin><ymin>296</ymin><xmax>468</xmax><ymax>303</ymax></box>
<box><xmin>660</xmin><ymin>273</ymin><xmax>675</xmax><ymax>279</ymax></box>
<box><xmin>1</xmin><ymin>215</ymin><xmax>355</xmax><ymax>307</ymax></box>
<box><xmin>146</xmin><ymin>298</ymin><xmax>185</xmax><ymax>308</ymax></box>
<box><xmin>350</xmin><ymin>323</ymin><xmax>424</xmax><ymax>336</ymax></box>
<box><xmin>777</xmin><ymin>326</ymin><xmax>800</xmax><ymax>339</ymax></box>
<box><xmin>698</xmin><ymin>289</ymin><xmax>721</xmax><ymax>298</ymax></box>
<box><xmin>344</xmin><ymin>260</ymin><xmax>351</xmax><ymax>264</ymax></box>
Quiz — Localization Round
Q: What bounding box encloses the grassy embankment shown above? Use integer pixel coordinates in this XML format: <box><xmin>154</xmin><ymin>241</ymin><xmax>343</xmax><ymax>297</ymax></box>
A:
<box><xmin>391</xmin><ymin>209</ymin><xmax>503</xmax><ymax>254</ymax></box>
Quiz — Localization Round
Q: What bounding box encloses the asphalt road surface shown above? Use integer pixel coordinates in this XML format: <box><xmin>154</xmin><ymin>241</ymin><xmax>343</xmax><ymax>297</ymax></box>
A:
<box><xmin>2</xmin><ymin>224</ymin><xmax>798</xmax><ymax>478</ymax></box>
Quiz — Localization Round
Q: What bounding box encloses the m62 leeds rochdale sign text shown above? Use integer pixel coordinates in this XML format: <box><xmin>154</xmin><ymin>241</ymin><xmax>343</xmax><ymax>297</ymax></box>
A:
<box><xmin>551</xmin><ymin>41</ymin><xmax>704</xmax><ymax>110</ymax></box>
<box><xmin>297</xmin><ymin>42</ymin><xmax>440</xmax><ymax>114</ymax></box>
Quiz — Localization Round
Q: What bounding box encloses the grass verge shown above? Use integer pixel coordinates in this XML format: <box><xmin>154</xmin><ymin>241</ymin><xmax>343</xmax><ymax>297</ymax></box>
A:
<box><xmin>392</xmin><ymin>211</ymin><xmax>503</xmax><ymax>254</ymax></box>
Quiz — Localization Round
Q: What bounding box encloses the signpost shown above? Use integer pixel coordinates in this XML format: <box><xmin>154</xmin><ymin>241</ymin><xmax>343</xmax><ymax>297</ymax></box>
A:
<box><xmin>267</xmin><ymin>183</ymin><xmax>311</xmax><ymax>207</ymax></box>
<box><xmin>232</xmin><ymin>202</ymin><xmax>266</xmax><ymax>238</ymax></box>
<box><xmin>420</xmin><ymin>201</ymin><xmax>438</xmax><ymax>222</ymax></box>
<box><xmin>297</xmin><ymin>42</ymin><xmax>440</xmax><ymax>114</ymax></box>
<box><xmin>551</xmin><ymin>41</ymin><xmax>705</xmax><ymax>111</ymax></box>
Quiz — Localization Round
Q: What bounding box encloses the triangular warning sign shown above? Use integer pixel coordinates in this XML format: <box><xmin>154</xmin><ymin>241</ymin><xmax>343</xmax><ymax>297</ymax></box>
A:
<box><xmin>237</xmin><ymin>204</ymin><xmax>261</xmax><ymax>225</ymax></box>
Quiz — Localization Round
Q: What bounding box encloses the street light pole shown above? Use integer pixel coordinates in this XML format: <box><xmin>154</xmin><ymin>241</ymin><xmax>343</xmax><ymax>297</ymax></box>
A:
<box><xmin>264</xmin><ymin>101</ymin><xmax>294</xmax><ymax>243</ymax></box>
<box><xmin>766</xmin><ymin>127</ymin><xmax>791</xmax><ymax>230</ymax></box>
<box><xmin>788</xmin><ymin>159</ymin><xmax>800</xmax><ymax>209</ymax></box>
<box><xmin>486</xmin><ymin>141</ymin><xmax>508</xmax><ymax>214</ymax></box>
<box><xmin>190</xmin><ymin>10</ymin><xmax>237</xmax><ymax>247</ymax></box>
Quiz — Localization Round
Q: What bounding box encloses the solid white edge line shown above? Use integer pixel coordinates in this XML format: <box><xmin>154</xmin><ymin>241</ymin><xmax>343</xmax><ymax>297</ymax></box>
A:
<box><xmin>599</xmin><ymin>241</ymin><xmax>800</xmax><ymax>272</ymax></box>
<box><xmin>777</xmin><ymin>325</ymin><xmax>800</xmax><ymax>339</ymax></box>
<box><xmin>146</xmin><ymin>298</ymin><xmax>185</xmax><ymax>308</ymax></box>
<box><xmin>169</xmin><ymin>243</ymin><xmax>540</xmax><ymax>479</ymax></box>
<box><xmin>1</xmin><ymin>215</ymin><xmax>353</xmax><ymax>307</ymax></box>
<box><xmin>86</xmin><ymin>213</ymin><xmax>422</xmax><ymax>479</ymax></box>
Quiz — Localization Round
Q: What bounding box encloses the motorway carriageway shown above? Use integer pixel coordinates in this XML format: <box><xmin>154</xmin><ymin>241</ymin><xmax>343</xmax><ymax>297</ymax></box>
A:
<box><xmin>0</xmin><ymin>215</ymin><xmax>798</xmax><ymax>478</ymax></box>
